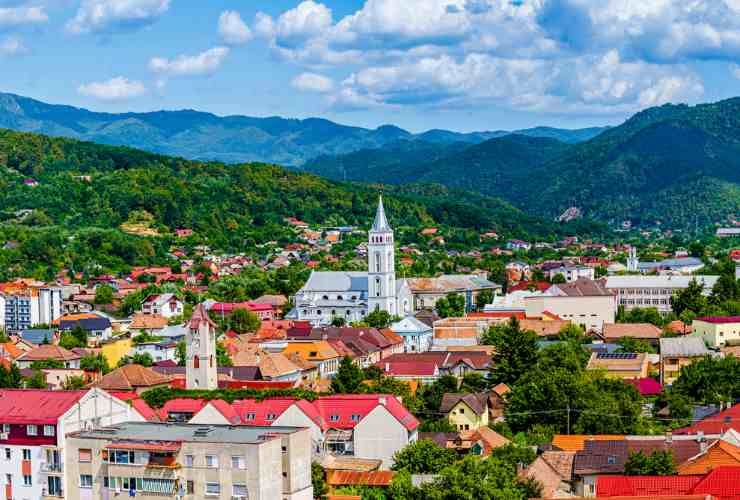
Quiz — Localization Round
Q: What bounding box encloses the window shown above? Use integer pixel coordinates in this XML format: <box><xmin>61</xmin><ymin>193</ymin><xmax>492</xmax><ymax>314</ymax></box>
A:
<box><xmin>205</xmin><ymin>455</ymin><xmax>218</xmax><ymax>468</ymax></box>
<box><xmin>43</xmin><ymin>425</ymin><xmax>55</xmax><ymax>437</ymax></box>
<box><xmin>1</xmin><ymin>424</ymin><xmax>8</xmax><ymax>433</ymax></box>
<box><xmin>5</xmin><ymin>474</ymin><xmax>10</xmax><ymax>485</ymax></box>
<box><xmin>26</xmin><ymin>425</ymin><xmax>37</xmax><ymax>436</ymax></box>
<box><xmin>110</xmin><ymin>450</ymin><xmax>135</xmax><ymax>464</ymax></box>
<box><xmin>80</xmin><ymin>474</ymin><xmax>93</xmax><ymax>488</ymax></box>
<box><xmin>231</xmin><ymin>456</ymin><xmax>245</xmax><ymax>469</ymax></box>
<box><xmin>22</xmin><ymin>449</ymin><xmax>30</xmax><ymax>460</ymax></box>
<box><xmin>185</xmin><ymin>455</ymin><xmax>194</xmax><ymax>467</ymax></box>
<box><xmin>245</xmin><ymin>413</ymin><xmax>255</xmax><ymax>420</ymax></box>
<box><xmin>266</xmin><ymin>413</ymin><xmax>277</xmax><ymax>421</ymax></box>
<box><xmin>329</xmin><ymin>415</ymin><xmax>339</xmax><ymax>422</ymax></box>
<box><xmin>205</xmin><ymin>482</ymin><xmax>220</xmax><ymax>496</ymax></box>
<box><xmin>22</xmin><ymin>475</ymin><xmax>31</xmax><ymax>486</ymax></box>
<box><xmin>78</xmin><ymin>449</ymin><xmax>92</xmax><ymax>463</ymax></box>
<box><xmin>350</xmin><ymin>414</ymin><xmax>361</xmax><ymax>422</ymax></box>
<box><xmin>187</xmin><ymin>481</ymin><xmax>194</xmax><ymax>494</ymax></box>
<box><xmin>233</xmin><ymin>484</ymin><xmax>248</xmax><ymax>498</ymax></box>
<box><xmin>4</xmin><ymin>449</ymin><xmax>9</xmax><ymax>460</ymax></box>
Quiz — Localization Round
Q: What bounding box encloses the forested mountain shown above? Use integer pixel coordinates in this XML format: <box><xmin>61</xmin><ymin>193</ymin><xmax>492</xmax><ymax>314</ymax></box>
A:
<box><xmin>305</xmin><ymin>98</ymin><xmax>740</xmax><ymax>229</ymax></box>
<box><xmin>0</xmin><ymin>127</ymin><xmax>577</xmax><ymax>278</ymax></box>
<box><xmin>0</xmin><ymin>92</ymin><xmax>605</xmax><ymax>166</ymax></box>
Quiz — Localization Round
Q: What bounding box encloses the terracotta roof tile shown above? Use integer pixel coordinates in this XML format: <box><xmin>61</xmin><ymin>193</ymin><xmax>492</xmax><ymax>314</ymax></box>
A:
<box><xmin>17</xmin><ymin>344</ymin><xmax>80</xmax><ymax>362</ymax></box>
<box><xmin>96</xmin><ymin>364</ymin><xmax>171</xmax><ymax>391</ymax></box>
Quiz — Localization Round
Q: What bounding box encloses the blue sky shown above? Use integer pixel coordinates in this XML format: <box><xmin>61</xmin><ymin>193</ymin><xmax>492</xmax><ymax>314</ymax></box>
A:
<box><xmin>2</xmin><ymin>0</ymin><xmax>740</xmax><ymax>132</ymax></box>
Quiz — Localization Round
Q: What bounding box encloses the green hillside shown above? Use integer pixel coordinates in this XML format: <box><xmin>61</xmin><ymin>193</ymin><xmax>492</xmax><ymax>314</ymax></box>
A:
<box><xmin>0</xmin><ymin>128</ymin><xmax>572</xmax><ymax>279</ymax></box>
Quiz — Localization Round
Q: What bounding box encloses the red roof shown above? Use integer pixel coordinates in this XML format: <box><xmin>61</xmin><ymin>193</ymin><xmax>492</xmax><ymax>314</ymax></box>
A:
<box><xmin>467</xmin><ymin>311</ymin><xmax>527</xmax><ymax>320</ymax></box>
<box><xmin>508</xmin><ymin>280</ymin><xmax>552</xmax><ymax>292</ymax></box>
<box><xmin>157</xmin><ymin>398</ymin><xmax>209</xmax><ymax>420</ymax></box>
<box><xmin>205</xmin><ymin>394</ymin><xmax>419</xmax><ymax>432</ymax></box>
<box><xmin>597</xmin><ymin>467</ymin><xmax>740</xmax><ymax>500</ymax></box>
<box><xmin>625</xmin><ymin>378</ymin><xmax>663</xmax><ymax>396</ymax></box>
<box><xmin>695</xmin><ymin>317</ymin><xmax>740</xmax><ymax>324</ymax></box>
<box><xmin>210</xmin><ymin>302</ymin><xmax>273</xmax><ymax>314</ymax></box>
<box><xmin>380</xmin><ymin>361</ymin><xmax>439</xmax><ymax>376</ymax></box>
<box><xmin>674</xmin><ymin>405</ymin><xmax>740</xmax><ymax>436</ymax></box>
<box><xmin>0</xmin><ymin>389</ymin><xmax>86</xmax><ymax>424</ymax></box>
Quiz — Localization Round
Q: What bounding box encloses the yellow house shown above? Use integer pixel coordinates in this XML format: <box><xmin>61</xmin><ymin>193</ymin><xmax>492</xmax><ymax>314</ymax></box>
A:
<box><xmin>101</xmin><ymin>337</ymin><xmax>133</xmax><ymax>368</ymax></box>
<box><xmin>692</xmin><ymin>316</ymin><xmax>740</xmax><ymax>347</ymax></box>
<box><xmin>440</xmin><ymin>393</ymin><xmax>489</xmax><ymax>431</ymax></box>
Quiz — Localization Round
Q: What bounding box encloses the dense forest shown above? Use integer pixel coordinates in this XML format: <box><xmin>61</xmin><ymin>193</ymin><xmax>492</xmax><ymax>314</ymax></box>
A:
<box><xmin>305</xmin><ymin>98</ymin><xmax>740</xmax><ymax>229</ymax></box>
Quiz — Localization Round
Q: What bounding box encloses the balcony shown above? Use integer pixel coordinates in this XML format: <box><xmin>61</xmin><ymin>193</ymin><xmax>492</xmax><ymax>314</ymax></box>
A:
<box><xmin>41</xmin><ymin>489</ymin><xmax>64</xmax><ymax>498</ymax></box>
<box><xmin>40</xmin><ymin>462</ymin><xmax>63</xmax><ymax>474</ymax></box>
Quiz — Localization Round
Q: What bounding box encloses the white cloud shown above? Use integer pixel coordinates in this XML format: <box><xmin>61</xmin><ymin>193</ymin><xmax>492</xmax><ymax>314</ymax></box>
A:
<box><xmin>0</xmin><ymin>36</ymin><xmax>26</xmax><ymax>55</ymax></box>
<box><xmin>149</xmin><ymin>46</ymin><xmax>229</xmax><ymax>77</ymax></box>
<box><xmin>78</xmin><ymin>76</ymin><xmax>147</xmax><ymax>101</ymax></box>
<box><xmin>67</xmin><ymin>0</ymin><xmax>170</xmax><ymax>35</ymax></box>
<box><xmin>730</xmin><ymin>63</ymin><xmax>740</xmax><ymax>79</ymax></box>
<box><xmin>256</xmin><ymin>1</ymin><xmax>333</xmax><ymax>48</ymax></box>
<box><xmin>291</xmin><ymin>72</ymin><xmax>334</xmax><ymax>93</ymax></box>
<box><xmin>0</xmin><ymin>5</ymin><xmax>47</xmax><ymax>27</ymax></box>
<box><xmin>218</xmin><ymin>10</ymin><xmax>251</xmax><ymax>45</ymax></box>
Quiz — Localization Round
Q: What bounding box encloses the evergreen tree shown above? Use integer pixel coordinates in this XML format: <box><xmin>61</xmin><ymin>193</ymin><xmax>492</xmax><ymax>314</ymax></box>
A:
<box><xmin>331</xmin><ymin>356</ymin><xmax>364</xmax><ymax>394</ymax></box>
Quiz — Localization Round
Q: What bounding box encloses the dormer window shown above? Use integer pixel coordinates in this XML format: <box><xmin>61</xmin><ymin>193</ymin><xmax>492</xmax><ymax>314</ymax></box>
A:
<box><xmin>266</xmin><ymin>413</ymin><xmax>277</xmax><ymax>420</ymax></box>
<box><xmin>329</xmin><ymin>415</ymin><xmax>340</xmax><ymax>422</ymax></box>
<box><xmin>350</xmin><ymin>414</ymin><xmax>361</xmax><ymax>421</ymax></box>
<box><xmin>245</xmin><ymin>413</ymin><xmax>255</xmax><ymax>420</ymax></box>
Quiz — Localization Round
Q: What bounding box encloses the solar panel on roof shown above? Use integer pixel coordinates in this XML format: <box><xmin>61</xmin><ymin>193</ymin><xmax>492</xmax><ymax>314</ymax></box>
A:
<box><xmin>596</xmin><ymin>353</ymin><xmax>638</xmax><ymax>359</ymax></box>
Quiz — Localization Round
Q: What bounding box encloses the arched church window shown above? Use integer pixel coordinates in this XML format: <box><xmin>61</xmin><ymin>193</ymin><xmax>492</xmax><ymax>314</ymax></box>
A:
<box><xmin>337</xmin><ymin>295</ymin><xmax>343</xmax><ymax>300</ymax></box>
<box><xmin>194</xmin><ymin>357</ymin><xmax>199</xmax><ymax>369</ymax></box>
<box><xmin>375</xmin><ymin>277</ymin><xmax>381</xmax><ymax>297</ymax></box>
<box><xmin>375</xmin><ymin>252</ymin><xmax>381</xmax><ymax>273</ymax></box>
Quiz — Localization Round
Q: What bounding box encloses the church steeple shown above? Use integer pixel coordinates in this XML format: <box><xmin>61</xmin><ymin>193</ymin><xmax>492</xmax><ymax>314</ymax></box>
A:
<box><xmin>368</xmin><ymin>195</ymin><xmax>396</xmax><ymax>316</ymax></box>
<box><xmin>372</xmin><ymin>195</ymin><xmax>391</xmax><ymax>232</ymax></box>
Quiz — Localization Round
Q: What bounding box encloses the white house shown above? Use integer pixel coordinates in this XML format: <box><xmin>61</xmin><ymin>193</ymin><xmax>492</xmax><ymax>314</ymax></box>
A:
<box><xmin>525</xmin><ymin>279</ymin><xmax>616</xmax><ymax>333</ymax></box>
<box><xmin>140</xmin><ymin>293</ymin><xmax>184</xmax><ymax>319</ymax></box>
<box><xmin>389</xmin><ymin>316</ymin><xmax>433</xmax><ymax>353</ymax></box>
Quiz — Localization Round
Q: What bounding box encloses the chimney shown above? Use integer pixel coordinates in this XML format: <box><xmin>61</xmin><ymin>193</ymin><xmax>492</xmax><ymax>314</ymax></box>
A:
<box><xmin>379</xmin><ymin>396</ymin><xmax>386</xmax><ymax>406</ymax></box>
<box><xmin>385</xmin><ymin>363</ymin><xmax>389</xmax><ymax>372</ymax></box>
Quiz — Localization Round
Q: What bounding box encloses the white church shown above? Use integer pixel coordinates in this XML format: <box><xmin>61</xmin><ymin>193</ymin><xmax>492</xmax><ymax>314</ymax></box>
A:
<box><xmin>291</xmin><ymin>196</ymin><xmax>412</xmax><ymax>326</ymax></box>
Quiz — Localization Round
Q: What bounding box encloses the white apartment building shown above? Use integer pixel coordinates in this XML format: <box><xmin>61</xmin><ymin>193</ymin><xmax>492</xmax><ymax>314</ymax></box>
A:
<box><xmin>604</xmin><ymin>275</ymin><xmax>719</xmax><ymax>314</ymax></box>
<box><xmin>0</xmin><ymin>280</ymin><xmax>63</xmax><ymax>332</ymax></box>
<box><xmin>525</xmin><ymin>279</ymin><xmax>616</xmax><ymax>333</ymax></box>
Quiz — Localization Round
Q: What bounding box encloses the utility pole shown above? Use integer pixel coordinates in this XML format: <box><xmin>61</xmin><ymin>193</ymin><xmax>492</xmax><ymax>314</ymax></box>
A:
<box><xmin>566</xmin><ymin>400</ymin><xmax>571</xmax><ymax>435</ymax></box>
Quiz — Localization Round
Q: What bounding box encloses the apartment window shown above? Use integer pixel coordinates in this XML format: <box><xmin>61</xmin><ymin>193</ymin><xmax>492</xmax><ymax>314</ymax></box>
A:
<box><xmin>185</xmin><ymin>455</ymin><xmax>194</xmax><ymax>467</ymax></box>
<box><xmin>233</xmin><ymin>484</ymin><xmax>248</xmax><ymax>498</ymax></box>
<box><xmin>1</xmin><ymin>424</ymin><xmax>9</xmax><ymax>433</ymax></box>
<box><xmin>43</xmin><ymin>425</ymin><xmax>55</xmax><ymax>437</ymax></box>
<box><xmin>205</xmin><ymin>455</ymin><xmax>218</xmax><ymax>468</ymax></box>
<box><xmin>187</xmin><ymin>481</ymin><xmax>194</xmax><ymax>494</ymax></box>
<box><xmin>231</xmin><ymin>456</ymin><xmax>245</xmax><ymax>469</ymax></box>
<box><xmin>22</xmin><ymin>449</ymin><xmax>31</xmax><ymax>460</ymax></box>
<box><xmin>4</xmin><ymin>449</ymin><xmax>9</xmax><ymax>460</ymax></box>
<box><xmin>110</xmin><ymin>450</ymin><xmax>135</xmax><ymax>464</ymax></box>
<box><xmin>78</xmin><ymin>449</ymin><xmax>92</xmax><ymax>463</ymax></box>
<box><xmin>22</xmin><ymin>475</ymin><xmax>31</xmax><ymax>486</ymax></box>
<box><xmin>5</xmin><ymin>474</ymin><xmax>10</xmax><ymax>485</ymax></box>
<box><xmin>80</xmin><ymin>474</ymin><xmax>93</xmax><ymax>488</ymax></box>
<box><xmin>205</xmin><ymin>482</ymin><xmax>220</xmax><ymax>496</ymax></box>
<box><xmin>26</xmin><ymin>425</ymin><xmax>37</xmax><ymax>436</ymax></box>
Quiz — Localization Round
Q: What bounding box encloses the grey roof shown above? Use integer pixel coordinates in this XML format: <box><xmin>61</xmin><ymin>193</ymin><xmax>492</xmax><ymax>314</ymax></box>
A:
<box><xmin>605</xmin><ymin>275</ymin><xmax>719</xmax><ymax>289</ymax></box>
<box><xmin>660</xmin><ymin>336</ymin><xmax>712</xmax><ymax>357</ymax></box>
<box><xmin>390</xmin><ymin>316</ymin><xmax>432</xmax><ymax>334</ymax></box>
<box><xmin>638</xmin><ymin>257</ymin><xmax>704</xmax><ymax>270</ymax></box>
<box><xmin>158</xmin><ymin>324</ymin><xmax>188</xmax><ymax>339</ymax></box>
<box><xmin>371</xmin><ymin>195</ymin><xmax>391</xmax><ymax>232</ymax></box>
<box><xmin>70</xmin><ymin>422</ymin><xmax>303</xmax><ymax>444</ymax></box>
<box><xmin>300</xmin><ymin>271</ymin><xmax>369</xmax><ymax>293</ymax></box>
<box><xmin>548</xmin><ymin>278</ymin><xmax>612</xmax><ymax>297</ymax></box>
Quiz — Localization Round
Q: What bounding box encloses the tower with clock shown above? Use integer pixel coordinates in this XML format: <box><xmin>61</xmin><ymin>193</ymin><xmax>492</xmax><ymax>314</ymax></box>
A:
<box><xmin>186</xmin><ymin>303</ymin><xmax>218</xmax><ymax>390</ymax></box>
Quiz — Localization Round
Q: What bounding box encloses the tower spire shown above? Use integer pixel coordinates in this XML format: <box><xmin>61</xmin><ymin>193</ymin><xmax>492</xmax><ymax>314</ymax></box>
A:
<box><xmin>372</xmin><ymin>194</ymin><xmax>391</xmax><ymax>232</ymax></box>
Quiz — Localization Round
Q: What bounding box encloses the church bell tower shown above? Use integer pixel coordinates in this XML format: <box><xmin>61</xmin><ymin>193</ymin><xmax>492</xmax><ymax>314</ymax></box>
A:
<box><xmin>368</xmin><ymin>195</ymin><xmax>396</xmax><ymax>316</ymax></box>
<box><xmin>186</xmin><ymin>303</ymin><xmax>218</xmax><ymax>390</ymax></box>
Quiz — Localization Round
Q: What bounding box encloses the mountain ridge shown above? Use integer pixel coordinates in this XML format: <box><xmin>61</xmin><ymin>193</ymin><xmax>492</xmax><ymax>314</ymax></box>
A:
<box><xmin>0</xmin><ymin>92</ymin><xmax>608</xmax><ymax>165</ymax></box>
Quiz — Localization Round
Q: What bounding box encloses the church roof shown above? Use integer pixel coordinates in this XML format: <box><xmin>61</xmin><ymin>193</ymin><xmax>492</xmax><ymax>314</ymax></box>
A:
<box><xmin>301</xmin><ymin>271</ymin><xmax>369</xmax><ymax>293</ymax></box>
<box><xmin>371</xmin><ymin>195</ymin><xmax>391</xmax><ymax>232</ymax></box>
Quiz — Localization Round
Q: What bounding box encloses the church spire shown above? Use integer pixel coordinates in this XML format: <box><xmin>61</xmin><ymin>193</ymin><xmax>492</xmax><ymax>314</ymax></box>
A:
<box><xmin>372</xmin><ymin>195</ymin><xmax>391</xmax><ymax>232</ymax></box>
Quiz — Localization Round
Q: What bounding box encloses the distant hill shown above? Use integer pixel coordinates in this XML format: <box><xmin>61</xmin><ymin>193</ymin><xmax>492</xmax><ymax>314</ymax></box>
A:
<box><xmin>305</xmin><ymin>98</ymin><xmax>740</xmax><ymax>229</ymax></box>
<box><xmin>0</xmin><ymin>92</ymin><xmax>606</xmax><ymax>165</ymax></box>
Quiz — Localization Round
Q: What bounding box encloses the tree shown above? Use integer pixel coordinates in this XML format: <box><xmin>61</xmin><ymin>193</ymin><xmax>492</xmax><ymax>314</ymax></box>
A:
<box><xmin>616</xmin><ymin>337</ymin><xmax>656</xmax><ymax>354</ymax></box>
<box><xmin>475</xmin><ymin>289</ymin><xmax>494</xmax><ymax>311</ymax></box>
<box><xmin>624</xmin><ymin>450</ymin><xmax>677</xmax><ymax>475</ymax></box>
<box><xmin>671</xmin><ymin>355</ymin><xmax>740</xmax><ymax>404</ymax></box>
<box><xmin>365</xmin><ymin>309</ymin><xmax>392</xmax><ymax>328</ymax></box>
<box><xmin>392</xmin><ymin>439</ymin><xmax>457</xmax><ymax>474</ymax></box>
<box><xmin>117</xmin><ymin>352</ymin><xmax>154</xmax><ymax>368</ymax></box>
<box><xmin>30</xmin><ymin>359</ymin><xmax>64</xmax><ymax>370</ymax></box>
<box><xmin>671</xmin><ymin>279</ymin><xmax>708</xmax><ymax>317</ymax></box>
<box><xmin>551</xmin><ymin>273</ymin><xmax>566</xmax><ymax>284</ymax></box>
<box><xmin>436</xmin><ymin>293</ymin><xmax>466</xmax><ymax>318</ymax></box>
<box><xmin>460</xmin><ymin>372</ymin><xmax>488</xmax><ymax>393</ymax></box>
<box><xmin>24</xmin><ymin>370</ymin><xmax>47</xmax><ymax>389</ymax></box>
<box><xmin>363</xmin><ymin>365</ymin><xmax>383</xmax><ymax>381</ymax></box>
<box><xmin>216</xmin><ymin>341</ymin><xmax>233</xmax><ymax>367</ymax></box>
<box><xmin>418</xmin><ymin>375</ymin><xmax>459</xmax><ymax>414</ymax></box>
<box><xmin>617</xmin><ymin>307</ymin><xmax>666</xmax><ymax>327</ymax></box>
<box><xmin>80</xmin><ymin>354</ymin><xmax>110</xmax><ymax>374</ymax></box>
<box><xmin>331</xmin><ymin>356</ymin><xmax>364</xmax><ymax>394</ymax></box>
<box><xmin>311</xmin><ymin>462</ymin><xmax>327</xmax><ymax>499</ymax></box>
<box><xmin>331</xmin><ymin>316</ymin><xmax>346</xmax><ymax>327</ymax></box>
<box><xmin>175</xmin><ymin>341</ymin><xmax>186</xmax><ymax>366</ymax></box>
<box><xmin>94</xmin><ymin>284</ymin><xmax>115</xmax><ymax>305</ymax></box>
<box><xmin>558</xmin><ymin>323</ymin><xmax>586</xmax><ymax>343</ymax></box>
<box><xmin>229</xmin><ymin>308</ymin><xmax>261</xmax><ymax>334</ymax></box>
<box><xmin>59</xmin><ymin>325</ymin><xmax>88</xmax><ymax>350</ymax></box>
<box><xmin>0</xmin><ymin>363</ymin><xmax>22</xmax><ymax>388</ymax></box>
<box><xmin>491</xmin><ymin>443</ymin><xmax>537</xmax><ymax>468</ymax></box>
<box><xmin>62</xmin><ymin>375</ymin><xmax>88</xmax><ymax>390</ymax></box>
<box><xmin>485</xmin><ymin>318</ymin><xmax>539</xmax><ymax>386</ymax></box>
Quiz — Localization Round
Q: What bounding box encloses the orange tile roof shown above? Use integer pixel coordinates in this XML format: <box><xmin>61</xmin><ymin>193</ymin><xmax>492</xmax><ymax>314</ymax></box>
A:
<box><xmin>520</xmin><ymin>318</ymin><xmax>570</xmax><ymax>337</ymax></box>
<box><xmin>96</xmin><ymin>364</ymin><xmax>171</xmax><ymax>391</ymax></box>
<box><xmin>327</xmin><ymin>470</ymin><xmax>395</xmax><ymax>487</ymax></box>
<box><xmin>551</xmin><ymin>434</ymin><xmax>626</xmax><ymax>452</ymax></box>
<box><xmin>602</xmin><ymin>323</ymin><xmax>663</xmax><ymax>340</ymax></box>
<box><xmin>52</xmin><ymin>312</ymin><xmax>102</xmax><ymax>326</ymax></box>
<box><xmin>130</xmin><ymin>313</ymin><xmax>168</xmax><ymax>330</ymax></box>
<box><xmin>17</xmin><ymin>344</ymin><xmax>80</xmax><ymax>362</ymax></box>
<box><xmin>0</xmin><ymin>342</ymin><xmax>24</xmax><ymax>360</ymax></box>
<box><xmin>678</xmin><ymin>441</ymin><xmax>740</xmax><ymax>475</ymax></box>
<box><xmin>281</xmin><ymin>341</ymin><xmax>341</xmax><ymax>361</ymax></box>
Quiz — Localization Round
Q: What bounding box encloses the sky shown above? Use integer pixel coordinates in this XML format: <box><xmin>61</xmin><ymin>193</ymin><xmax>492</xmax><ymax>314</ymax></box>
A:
<box><xmin>2</xmin><ymin>0</ymin><xmax>740</xmax><ymax>133</ymax></box>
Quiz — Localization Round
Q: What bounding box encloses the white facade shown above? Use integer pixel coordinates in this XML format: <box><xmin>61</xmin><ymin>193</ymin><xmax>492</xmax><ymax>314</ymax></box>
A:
<box><xmin>546</xmin><ymin>266</ymin><xmax>595</xmax><ymax>283</ymax></box>
<box><xmin>605</xmin><ymin>275</ymin><xmax>719</xmax><ymax>313</ymax></box>
<box><xmin>132</xmin><ymin>342</ymin><xmax>178</xmax><ymax>363</ymax></box>
<box><xmin>141</xmin><ymin>293</ymin><xmax>184</xmax><ymax>318</ymax></box>
<box><xmin>525</xmin><ymin>295</ymin><xmax>616</xmax><ymax>332</ymax></box>
<box><xmin>353</xmin><ymin>404</ymin><xmax>417</xmax><ymax>469</ymax></box>
<box><xmin>390</xmin><ymin>316</ymin><xmax>433</xmax><ymax>353</ymax></box>
<box><xmin>292</xmin><ymin>197</ymin><xmax>412</xmax><ymax>326</ymax></box>
<box><xmin>0</xmin><ymin>286</ymin><xmax>62</xmax><ymax>332</ymax></box>
<box><xmin>186</xmin><ymin>304</ymin><xmax>218</xmax><ymax>390</ymax></box>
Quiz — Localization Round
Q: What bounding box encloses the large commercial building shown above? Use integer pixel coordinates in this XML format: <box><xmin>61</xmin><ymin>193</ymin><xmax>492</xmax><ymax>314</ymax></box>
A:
<box><xmin>604</xmin><ymin>275</ymin><xmax>719</xmax><ymax>314</ymax></box>
<box><xmin>0</xmin><ymin>279</ymin><xmax>63</xmax><ymax>332</ymax></box>
<box><xmin>64</xmin><ymin>422</ymin><xmax>313</xmax><ymax>500</ymax></box>
<box><xmin>525</xmin><ymin>279</ymin><xmax>616</xmax><ymax>333</ymax></box>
